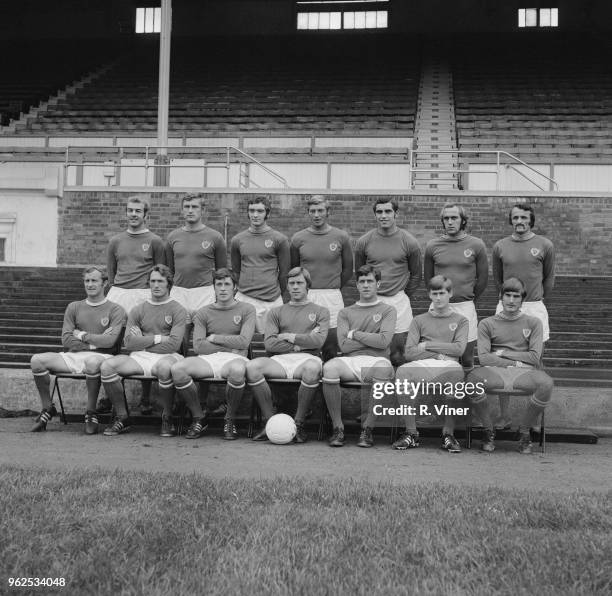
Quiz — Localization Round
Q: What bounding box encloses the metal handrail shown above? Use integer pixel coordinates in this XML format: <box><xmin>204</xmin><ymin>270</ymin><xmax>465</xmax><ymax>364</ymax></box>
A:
<box><xmin>506</xmin><ymin>164</ymin><xmax>547</xmax><ymax>192</ymax></box>
<box><xmin>59</xmin><ymin>145</ymin><xmax>558</xmax><ymax>191</ymax></box>
<box><xmin>411</xmin><ymin>149</ymin><xmax>559</xmax><ymax>191</ymax></box>
<box><xmin>227</xmin><ymin>146</ymin><xmax>288</xmax><ymax>188</ymax></box>
<box><xmin>63</xmin><ymin>144</ymin><xmax>288</xmax><ymax>189</ymax></box>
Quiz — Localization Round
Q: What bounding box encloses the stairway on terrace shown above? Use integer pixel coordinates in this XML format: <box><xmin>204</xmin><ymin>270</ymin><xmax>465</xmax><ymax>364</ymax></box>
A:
<box><xmin>412</xmin><ymin>45</ymin><xmax>459</xmax><ymax>190</ymax></box>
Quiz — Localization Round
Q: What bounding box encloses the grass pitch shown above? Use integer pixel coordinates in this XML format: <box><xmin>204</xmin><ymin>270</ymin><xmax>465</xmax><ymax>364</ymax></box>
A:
<box><xmin>1</xmin><ymin>465</ymin><xmax>610</xmax><ymax>595</ymax></box>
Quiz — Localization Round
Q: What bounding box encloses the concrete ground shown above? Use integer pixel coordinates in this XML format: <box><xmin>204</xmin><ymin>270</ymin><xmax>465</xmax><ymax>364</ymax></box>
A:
<box><xmin>1</xmin><ymin>417</ymin><xmax>609</xmax><ymax>493</ymax></box>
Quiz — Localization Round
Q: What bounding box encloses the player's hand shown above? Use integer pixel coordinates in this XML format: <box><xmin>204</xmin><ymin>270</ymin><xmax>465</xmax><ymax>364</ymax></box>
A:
<box><xmin>103</xmin><ymin>326</ymin><xmax>114</xmax><ymax>335</ymax></box>
<box><xmin>495</xmin><ymin>349</ymin><xmax>504</xmax><ymax>356</ymax></box>
<box><xmin>418</xmin><ymin>342</ymin><xmax>427</xmax><ymax>352</ymax></box>
<box><xmin>208</xmin><ymin>334</ymin><xmax>217</xmax><ymax>343</ymax></box>
<box><xmin>129</xmin><ymin>326</ymin><xmax>143</xmax><ymax>336</ymax></box>
<box><xmin>293</xmin><ymin>345</ymin><xmax>301</xmax><ymax>352</ymax></box>
<box><xmin>72</xmin><ymin>329</ymin><xmax>82</xmax><ymax>339</ymax></box>
<box><xmin>437</xmin><ymin>354</ymin><xmax>448</xmax><ymax>360</ymax></box>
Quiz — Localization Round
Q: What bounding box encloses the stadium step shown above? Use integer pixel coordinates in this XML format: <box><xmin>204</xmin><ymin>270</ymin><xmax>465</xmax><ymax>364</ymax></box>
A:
<box><xmin>0</xmin><ymin>268</ymin><xmax>611</xmax><ymax>371</ymax></box>
<box><xmin>0</xmin><ymin>328</ymin><xmax>62</xmax><ymax>338</ymax></box>
<box><xmin>413</xmin><ymin>46</ymin><xmax>459</xmax><ymax>190</ymax></box>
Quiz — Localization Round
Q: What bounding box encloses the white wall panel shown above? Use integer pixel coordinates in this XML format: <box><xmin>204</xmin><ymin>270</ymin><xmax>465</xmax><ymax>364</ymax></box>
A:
<box><xmin>249</xmin><ymin>163</ymin><xmax>327</xmax><ymax>189</ymax></box>
<box><xmin>169</xmin><ymin>159</ymin><xmax>206</xmax><ymax>187</ymax></box>
<box><xmin>554</xmin><ymin>165</ymin><xmax>612</xmax><ymax>192</ymax></box>
<box><xmin>119</xmin><ymin>159</ymin><xmax>155</xmax><ymax>186</ymax></box>
<box><xmin>330</xmin><ymin>163</ymin><xmax>411</xmax><ymax>190</ymax></box>
<box><xmin>0</xmin><ymin>191</ymin><xmax>57</xmax><ymax>265</ymax></box>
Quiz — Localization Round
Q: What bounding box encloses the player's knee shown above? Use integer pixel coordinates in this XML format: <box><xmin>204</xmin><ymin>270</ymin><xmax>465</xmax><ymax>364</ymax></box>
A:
<box><xmin>100</xmin><ymin>359</ymin><xmax>116</xmax><ymax>377</ymax></box>
<box><xmin>301</xmin><ymin>361</ymin><xmax>322</xmax><ymax>384</ymax></box>
<box><xmin>374</xmin><ymin>366</ymin><xmax>394</xmax><ymax>382</ymax></box>
<box><xmin>155</xmin><ymin>361</ymin><xmax>173</xmax><ymax>381</ymax></box>
<box><xmin>537</xmin><ymin>373</ymin><xmax>554</xmax><ymax>396</ymax></box>
<box><xmin>30</xmin><ymin>353</ymin><xmax>46</xmax><ymax>373</ymax></box>
<box><xmin>322</xmin><ymin>360</ymin><xmax>341</xmax><ymax>380</ymax></box>
<box><xmin>171</xmin><ymin>361</ymin><xmax>189</xmax><ymax>384</ymax></box>
<box><xmin>226</xmin><ymin>361</ymin><xmax>246</xmax><ymax>381</ymax></box>
<box><xmin>245</xmin><ymin>360</ymin><xmax>262</xmax><ymax>382</ymax></box>
<box><xmin>83</xmin><ymin>356</ymin><xmax>101</xmax><ymax>374</ymax></box>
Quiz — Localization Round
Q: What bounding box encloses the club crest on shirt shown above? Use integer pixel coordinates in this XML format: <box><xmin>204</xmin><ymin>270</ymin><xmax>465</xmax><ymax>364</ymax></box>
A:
<box><xmin>164</xmin><ymin>315</ymin><xmax>173</xmax><ymax>325</ymax></box>
<box><xmin>201</xmin><ymin>241</ymin><xmax>211</xmax><ymax>250</ymax></box>
<box><xmin>142</xmin><ymin>243</ymin><xmax>150</xmax><ymax>251</ymax></box>
<box><xmin>463</xmin><ymin>249</ymin><xmax>473</xmax><ymax>258</ymax></box>
<box><xmin>530</xmin><ymin>248</ymin><xmax>540</xmax><ymax>257</ymax></box>
<box><xmin>233</xmin><ymin>315</ymin><xmax>242</xmax><ymax>325</ymax></box>
<box><xmin>308</xmin><ymin>313</ymin><xmax>317</xmax><ymax>322</ymax></box>
<box><xmin>329</xmin><ymin>242</ymin><xmax>339</xmax><ymax>252</ymax></box>
<box><xmin>100</xmin><ymin>317</ymin><xmax>109</xmax><ymax>327</ymax></box>
<box><xmin>373</xmin><ymin>313</ymin><xmax>382</xmax><ymax>323</ymax></box>
<box><xmin>264</xmin><ymin>239</ymin><xmax>273</xmax><ymax>248</ymax></box>
<box><xmin>449</xmin><ymin>323</ymin><xmax>458</xmax><ymax>331</ymax></box>
<box><xmin>523</xmin><ymin>328</ymin><xmax>531</xmax><ymax>338</ymax></box>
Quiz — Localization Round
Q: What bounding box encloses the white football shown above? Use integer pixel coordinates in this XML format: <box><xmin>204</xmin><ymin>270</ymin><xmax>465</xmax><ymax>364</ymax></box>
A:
<box><xmin>265</xmin><ymin>414</ymin><xmax>297</xmax><ymax>444</ymax></box>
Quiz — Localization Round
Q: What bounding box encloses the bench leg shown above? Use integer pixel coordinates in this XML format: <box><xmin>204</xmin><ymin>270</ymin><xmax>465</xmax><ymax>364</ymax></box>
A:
<box><xmin>50</xmin><ymin>377</ymin><xmax>68</xmax><ymax>425</ymax></box>
<box><xmin>248</xmin><ymin>395</ymin><xmax>262</xmax><ymax>439</ymax></box>
<box><xmin>317</xmin><ymin>388</ymin><xmax>332</xmax><ymax>441</ymax></box>
<box><xmin>177</xmin><ymin>400</ymin><xmax>189</xmax><ymax>435</ymax></box>
<box><xmin>120</xmin><ymin>379</ymin><xmax>131</xmax><ymax>418</ymax></box>
<box><xmin>466</xmin><ymin>407</ymin><xmax>472</xmax><ymax>449</ymax></box>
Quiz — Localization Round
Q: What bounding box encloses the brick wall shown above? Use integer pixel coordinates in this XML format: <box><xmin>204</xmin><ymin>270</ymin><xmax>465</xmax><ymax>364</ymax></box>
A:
<box><xmin>58</xmin><ymin>192</ymin><xmax>612</xmax><ymax>276</ymax></box>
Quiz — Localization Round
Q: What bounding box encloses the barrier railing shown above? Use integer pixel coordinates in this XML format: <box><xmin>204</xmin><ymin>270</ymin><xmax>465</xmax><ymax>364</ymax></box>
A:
<box><xmin>62</xmin><ymin>144</ymin><xmax>288</xmax><ymax>189</ymax></box>
<box><xmin>4</xmin><ymin>144</ymin><xmax>560</xmax><ymax>191</ymax></box>
<box><xmin>410</xmin><ymin>149</ymin><xmax>559</xmax><ymax>191</ymax></box>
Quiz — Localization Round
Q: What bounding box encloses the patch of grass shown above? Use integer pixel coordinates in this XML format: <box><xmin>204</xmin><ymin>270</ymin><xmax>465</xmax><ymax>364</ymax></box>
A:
<box><xmin>1</xmin><ymin>465</ymin><xmax>611</xmax><ymax>595</ymax></box>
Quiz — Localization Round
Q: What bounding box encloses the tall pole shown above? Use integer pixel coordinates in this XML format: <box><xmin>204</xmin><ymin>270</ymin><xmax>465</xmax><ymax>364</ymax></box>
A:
<box><xmin>157</xmin><ymin>0</ymin><xmax>172</xmax><ymax>158</ymax></box>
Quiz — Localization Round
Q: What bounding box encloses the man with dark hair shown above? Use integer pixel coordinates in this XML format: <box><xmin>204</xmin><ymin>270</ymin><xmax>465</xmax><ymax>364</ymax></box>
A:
<box><xmin>166</xmin><ymin>193</ymin><xmax>227</xmax><ymax>319</ymax></box>
<box><xmin>394</xmin><ymin>275</ymin><xmax>469</xmax><ymax>453</ymax></box>
<box><xmin>467</xmin><ymin>277</ymin><xmax>554</xmax><ymax>454</ymax></box>
<box><xmin>230</xmin><ymin>196</ymin><xmax>290</xmax><ymax>333</ymax></box>
<box><xmin>246</xmin><ymin>267</ymin><xmax>329</xmax><ymax>443</ymax></box>
<box><xmin>424</xmin><ymin>203</ymin><xmax>488</xmax><ymax>371</ymax></box>
<box><xmin>100</xmin><ymin>265</ymin><xmax>187</xmax><ymax>438</ymax></box>
<box><xmin>321</xmin><ymin>265</ymin><xmax>396</xmax><ymax>448</ymax></box>
<box><xmin>290</xmin><ymin>195</ymin><xmax>353</xmax><ymax>361</ymax></box>
<box><xmin>492</xmin><ymin>203</ymin><xmax>555</xmax><ymax>429</ymax></box>
<box><xmin>354</xmin><ymin>199</ymin><xmax>421</xmax><ymax>367</ymax></box>
<box><xmin>171</xmin><ymin>268</ymin><xmax>256</xmax><ymax>440</ymax></box>
<box><xmin>105</xmin><ymin>195</ymin><xmax>166</xmax><ymax>414</ymax></box>
<box><xmin>107</xmin><ymin>196</ymin><xmax>167</xmax><ymax>314</ymax></box>
<box><xmin>30</xmin><ymin>266</ymin><xmax>126</xmax><ymax>435</ymax></box>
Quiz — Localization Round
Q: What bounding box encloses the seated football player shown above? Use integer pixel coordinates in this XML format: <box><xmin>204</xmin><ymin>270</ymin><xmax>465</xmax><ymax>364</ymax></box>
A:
<box><xmin>321</xmin><ymin>265</ymin><xmax>396</xmax><ymax>448</ymax></box>
<box><xmin>246</xmin><ymin>267</ymin><xmax>329</xmax><ymax>443</ymax></box>
<box><xmin>170</xmin><ymin>268</ymin><xmax>256</xmax><ymax>440</ymax></box>
<box><xmin>100</xmin><ymin>265</ymin><xmax>187</xmax><ymax>437</ymax></box>
<box><xmin>467</xmin><ymin>277</ymin><xmax>554</xmax><ymax>454</ymax></box>
<box><xmin>30</xmin><ymin>266</ymin><xmax>126</xmax><ymax>435</ymax></box>
<box><xmin>394</xmin><ymin>275</ymin><xmax>468</xmax><ymax>453</ymax></box>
